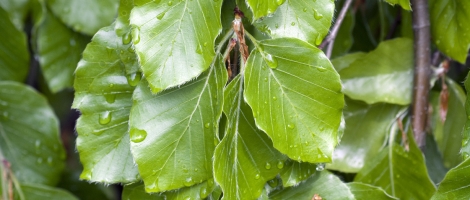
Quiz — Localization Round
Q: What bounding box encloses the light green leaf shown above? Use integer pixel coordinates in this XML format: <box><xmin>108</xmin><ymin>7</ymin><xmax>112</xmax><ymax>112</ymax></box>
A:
<box><xmin>122</xmin><ymin>183</ymin><xmax>164</xmax><ymax>200</ymax></box>
<box><xmin>254</xmin><ymin>0</ymin><xmax>334</xmax><ymax>46</ymax></box>
<box><xmin>115</xmin><ymin>0</ymin><xmax>134</xmax><ymax>37</ymax></box>
<box><xmin>20</xmin><ymin>183</ymin><xmax>78</xmax><ymax>200</ymax></box>
<box><xmin>246</xmin><ymin>0</ymin><xmax>284</xmax><ymax>20</ymax></box>
<box><xmin>47</xmin><ymin>0</ymin><xmax>119</xmax><ymax>35</ymax></box>
<box><xmin>244</xmin><ymin>38</ymin><xmax>344</xmax><ymax>163</ymax></box>
<box><xmin>384</xmin><ymin>0</ymin><xmax>411</xmax><ymax>10</ymax></box>
<box><xmin>431</xmin><ymin>79</ymin><xmax>466</xmax><ymax>168</ymax></box>
<box><xmin>130</xmin><ymin>0</ymin><xmax>222</xmax><ymax>93</ymax></box>
<box><xmin>331</xmin><ymin>52</ymin><xmax>366</xmax><ymax>72</ymax></box>
<box><xmin>0</xmin><ymin>81</ymin><xmax>65</xmax><ymax>185</ymax></box>
<box><xmin>129</xmin><ymin>55</ymin><xmax>226</xmax><ymax>192</ymax></box>
<box><xmin>431</xmin><ymin>158</ymin><xmax>470</xmax><ymax>199</ymax></box>
<box><xmin>0</xmin><ymin>0</ymin><xmax>29</xmax><ymax>30</ymax></box>
<box><xmin>164</xmin><ymin>180</ymin><xmax>215</xmax><ymax>200</ymax></box>
<box><xmin>328</xmin><ymin>99</ymin><xmax>404</xmax><ymax>173</ymax></box>
<box><xmin>72</xmin><ymin>25</ymin><xmax>140</xmax><ymax>183</ymax></box>
<box><xmin>429</xmin><ymin>0</ymin><xmax>470</xmax><ymax>63</ymax></box>
<box><xmin>270</xmin><ymin>170</ymin><xmax>355</xmax><ymax>200</ymax></box>
<box><xmin>354</xmin><ymin>132</ymin><xmax>436</xmax><ymax>199</ymax></box>
<box><xmin>214</xmin><ymin>75</ymin><xmax>286</xmax><ymax>200</ymax></box>
<box><xmin>347</xmin><ymin>183</ymin><xmax>397</xmax><ymax>200</ymax></box>
<box><xmin>0</xmin><ymin>6</ymin><xmax>29</xmax><ymax>82</ymax></box>
<box><xmin>37</xmin><ymin>9</ymin><xmax>90</xmax><ymax>93</ymax></box>
<box><xmin>339</xmin><ymin>38</ymin><xmax>413</xmax><ymax>105</ymax></box>
<box><xmin>279</xmin><ymin>160</ymin><xmax>316</xmax><ymax>187</ymax></box>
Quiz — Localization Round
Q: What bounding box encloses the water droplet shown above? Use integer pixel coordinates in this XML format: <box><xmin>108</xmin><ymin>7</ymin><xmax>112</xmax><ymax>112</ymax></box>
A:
<box><xmin>265</xmin><ymin>162</ymin><xmax>272</xmax><ymax>169</ymax></box>
<box><xmin>200</xmin><ymin>187</ymin><xmax>208</xmax><ymax>197</ymax></box>
<box><xmin>264</xmin><ymin>78</ymin><xmax>268</xmax><ymax>82</ymax></box>
<box><xmin>168</xmin><ymin>1</ymin><xmax>173</xmax><ymax>6</ymax></box>
<box><xmin>47</xmin><ymin>157</ymin><xmax>53</xmax><ymax>166</ymax></box>
<box><xmin>276</xmin><ymin>0</ymin><xmax>285</xmax><ymax>5</ymax></box>
<box><xmin>287</xmin><ymin>124</ymin><xmax>294</xmax><ymax>129</ymax></box>
<box><xmin>207</xmin><ymin>179</ymin><xmax>214</xmax><ymax>187</ymax></box>
<box><xmin>37</xmin><ymin>158</ymin><xmax>43</xmax><ymax>164</ymax></box>
<box><xmin>70</xmin><ymin>38</ymin><xmax>76</xmax><ymax>46</ymax></box>
<box><xmin>273</xmin><ymin>97</ymin><xmax>277</xmax><ymax>101</ymax></box>
<box><xmin>203</xmin><ymin>42</ymin><xmax>208</xmax><ymax>47</ymax></box>
<box><xmin>92</xmin><ymin>130</ymin><xmax>104</xmax><ymax>136</ymax></box>
<box><xmin>275</xmin><ymin>23</ymin><xmax>279</xmax><ymax>28</ymax></box>
<box><xmin>146</xmin><ymin>182</ymin><xmax>158</xmax><ymax>191</ymax></box>
<box><xmin>303</xmin><ymin>8</ymin><xmax>307</xmax><ymax>12</ymax></box>
<box><xmin>463</xmin><ymin>139</ymin><xmax>469</xmax><ymax>147</ymax></box>
<box><xmin>122</xmin><ymin>33</ymin><xmax>132</xmax><ymax>44</ymax></box>
<box><xmin>106</xmin><ymin>47</ymin><xmax>114</xmax><ymax>56</ymax></box>
<box><xmin>316</xmin><ymin>163</ymin><xmax>325</xmax><ymax>171</ymax></box>
<box><xmin>316</xmin><ymin>66</ymin><xmax>327</xmax><ymax>72</ymax></box>
<box><xmin>126</xmin><ymin>72</ymin><xmax>142</xmax><ymax>86</ymax></box>
<box><xmin>265</xmin><ymin>54</ymin><xmax>278</xmax><ymax>69</ymax></box>
<box><xmin>268</xmin><ymin>178</ymin><xmax>278</xmax><ymax>187</ymax></box>
<box><xmin>194</xmin><ymin>168</ymin><xmax>198</xmax><ymax>172</ymax></box>
<box><xmin>35</xmin><ymin>140</ymin><xmax>41</xmax><ymax>149</ymax></box>
<box><xmin>157</xmin><ymin>12</ymin><xmax>166</xmax><ymax>20</ymax></box>
<box><xmin>196</xmin><ymin>45</ymin><xmax>203</xmax><ymax>54</ymax></box>
<box><xmin>468</xmin><ymin>116</ymin><xmax>470</xmax><ymax>120</ymax></box>
<box><xmin>130</xmin><ymin>127</ymin><xmax>147</xmax><ymax>143</ymax></box>
<box><xmin>313</xmin><ymin>9</ymin><xmax>323</xmax><ymax>20</ymax></box>
<box><xmin>104</xmin><ymin>94</ymin><xmax>116</xmax><ymax>103</ymax></box>
<box><xmin>277</xmin><ymin>161</ymin><xmax>284</xmax><ymax>169</ymax></box>
<box><xmin>131</xmin><ymin>27</ymin><xmax>140</xmax><ymax>44</ymax></box>
<box><xmin>464</xmin><ymin>152</ymin><xmax>470</xmax><ymax>160</ymax></box>
<box><xmin>205</xmin><ymin>123</ymin><xmax>211</xmax><ymax>128</ymax></box>
<box><xmin>99</xmin><ymin>111</ymin><xmax>112</xmax><ymax>125</ymax></box>
<box><xmin>254</xmin><ymin>174</ymin><xmax>260</xmax><ymax>180</ymax></box>
<box><xmin>291</xmin><ymin>22</ymin><xmax>296</xmax><ymax>26</ymax></box>
<box><xmin>184</xmin><ymin>177</ymin><xmax>193</xmax><ymax>186</ymax></box>
<box><xmin>264</xmin><ymin>101</ymin><xmax>268</xmax><ymax>104</ymax></box>
<box><xmin>315</xmin><ymin>34</ymin><xmax>323</xmax><ymax>46</ymax></box>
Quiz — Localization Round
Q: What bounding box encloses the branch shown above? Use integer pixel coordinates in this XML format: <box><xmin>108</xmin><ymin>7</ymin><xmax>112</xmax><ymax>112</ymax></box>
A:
<box><xmin>320</xmin><ymin>0</ymin><xmax>353</xmax><ymax>58</ymax></box>
<box><xmin>411</xmin><ymin>0</ymin><xmax>431</xmax><ymax>150</ymax></box>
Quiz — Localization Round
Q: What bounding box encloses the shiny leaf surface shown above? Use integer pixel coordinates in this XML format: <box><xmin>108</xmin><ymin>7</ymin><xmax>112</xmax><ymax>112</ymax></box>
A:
<box><xmin>431</xmin><ymin>158</ymin><xmax>470</xmax><ymax>199</ymax></box>
<box><xmin>214</xmin><ymin>75</ymin><xmax>286</xmax><ymax>200</ymax></box>
<box><xmin>130</xmin><ymin>0</ymin><xmax>222</xmax><ymax>93</ymax></box>
<box><xmin>347</xmin><ymin>183</ymin><xmax>397</xmax><ymax>200</ymax></box>
<box><xmin>246</xmin><ymin>0</ymin><xmax>284</xmax><ymax>20</ymax></box>
<box><xmin>459</xmin><ymin>73</ymin><xmax>470</xmax><ymax>160</ymax></box>
<box><xmin>20</xmin><ymin>184</ymin><xmax>78</xmax><ymax>200</ymax></box>
<box><xmin>244</xmin><ymin>38</ymin><xmax>344</xmax><ymax>163</ymax></box>
<box><xmin>0</xmin><ymin>0</ymin><xmax>29</xmax><ymax>29</ymax></box>
<box><xmin>73</xmin><ymin>25</ymin><xmax>139</xmax><ymax>183</ymax></box>
<box><xmin>279</xmin><ymin>160</ymin><xmax>316</xmax><ymax>187</ymax></box>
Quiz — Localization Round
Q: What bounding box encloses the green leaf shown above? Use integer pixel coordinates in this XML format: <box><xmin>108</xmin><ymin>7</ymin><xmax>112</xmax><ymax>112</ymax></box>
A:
<box><xmin>431</xmin><ymin>158</ymin><xmax>470</xmax><ymax>199</ymax></box>
<box><xmin>0</xmin><ymin>6</ymin><xmax>29</xmax><ymax>82</ymax></box>
<box><xmin>331</xmin><ymin>52</ymin><xmax>366</xmax><ymax>72</ymax></box>
<box><xmin>20</xmin><ymin>183</ymin><xmax>78</xmax><ymax>200</ymax></box>
<box><xmin>0</xmin><ymin>0</ymin><xmax>29</xmax><ymax>30</ymax></box>
<box><xmin>72</xmin><ymin>25</ymin><xmax>140</xmax><ymax>183</ymax></box>
<box><xmin>424</xmin><ymin>134</ymin><xmax>448</xmax><ymax>184</ymax></box>
<box><xmin>122</xmin><ymin>183</ymin><xmax>164</xmax><ymax>200</ymax></box>
<box><xmin>328</xmin><ymin>99</ymin><xmax>404</xmax><ymax>173</ymax></box>
<box><xmin>115</xmin><ymin>0</ymin><xmax>134</xmax><ymax>37</ymax></box>
<box><xmin>459</xmin><ymin>73</ymin><xmax>470</xmax><ymax>160</ymax></box>
<box><xmin>129</xmin><ymin>0</ymin><xmax>222</xmax><ymax>93</ymax></box>
<box><xmin>246</xmin><ymin>0</ymin><xmax>285</xmax><ymax>20</ymax></box>
<box><xmin>0</xmin><ymin>81</ymin><xmax>65</xmax><ymax>185</ymax></box>
<box><xmin>431</xmin><ymin>79</ymin><xmax>466</xmax><ymax>168</ymax></box>
<box><xmin>429</xmin><ymin>0</ymin><xmax>470</xmax><ymax>63</ymax></box>
<box><xmin>354</xmin><ymin>132</ymin><xmax>436</xmax><ymax>199</ymax></box>
<box><xmin>279</xmin><ymin>160</ymin><xmax>316</xmax><ymax>187</ymax></box>
<box><xmin>347</xmin><ymin>183</ymin><xmax>397</xmax><ymax>200</ymax></box>
<box><xmin>164</xmin><ymin>180</ymin><xmax>215</xmax><ymax>200</ymax></box>
<box><xmin>129</xmin><ymin>55</ymin><xmax>226</xmax><ymax>192</ymax></box>
<box><xmin>339</xmin><ymin>38</ymin><xmax>413</xmax><ymax>105</ymax></box>
<box><xmin>244</xmin><ymin>38</ymin><xmax>344</xmax><ymax>163</ymax></box>
<box><xmin>47</xmin><ymin>0</ymin><xmax>119</xmax><ymax>35</ymax></box>
<box><xmin>269</xmin><ymin>170</ymin><xmax>355</xmax><ymax>200</ymax></box>
<box><xmin>36</xmin><ymin>9</ymin><xmax>90</xmax><ymax>93</ymax></box>
<box><xmin>254</xmin><ymin>0</ymin><xmax>334</xmax><ymax>46</ymax></box>
<box><xmin>213</xmin><ymin>75</ymin><xmax>286</xmax><ymax>200</ymax></box>
<box><xmin>383</xmin><ymin>0</ymin><xmax>411</xmax><ymax>10</ymax></box>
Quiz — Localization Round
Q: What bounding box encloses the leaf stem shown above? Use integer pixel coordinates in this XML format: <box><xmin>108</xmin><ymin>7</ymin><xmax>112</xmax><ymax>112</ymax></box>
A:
<box><xmin>411</xmin><ymin>0</ymin><xmax>431</xmax><ymax>150</ymax></box>
<box><xmin>320</xmin><ymin>0</ymin><xmax>353</xmax><ymax>58</ymax></box>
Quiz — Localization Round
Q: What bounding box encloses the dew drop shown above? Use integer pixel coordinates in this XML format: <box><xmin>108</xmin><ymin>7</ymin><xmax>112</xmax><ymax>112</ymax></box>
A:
<box><xmin>47</xmin><ymin>157</ymin><xmax>53</xmax><ymax>166</ymax></box>
<box><xmin>168</xmin><ymin>1</ymin><xmax>173</xmax><ymax>6</ymax></box>
<box><xmin>92</xmin><ymin>130</ymin><xmax>104</xmax><ymax>136</ymax></box>
<box><xmin>303</xmin><ymin>8</ymin><xmax>307</xmax><ymax>12</ymax></box>
<box><xmin>106</xmin><ymin>46</ymin><xmax>114</xmax><ymax>56</ymax></box>
<box><xmin>291</xmin><ymin>22</ymin><xmax>296</xmax><ymax>26</ymax></box>
<box><xmin>254</xmin><ymin>174</ymin><xmax>260</xmax><ymax>180</ymax></box>
<box><xmin>275</xmin><ymin>23</ymin><xmax>279</xmax><ymax>28</ymax></box>
<box><xmin>265</xmin><ymin>54</ymin><xmax>278</xmax><ymax>69</ymax></box>
<box><xmin>126</xmin><ymin>72</ymin><xmax>142</xmax><ymax>86</ymax></box>
<box><xmin>131</xmin><ymin>27</ymin><xmax>140</xmax><ymax>44</ymax></box>
<box><xmin>316</xmin><ymin>66</ymin><xmax>327</xmax><ymax>72</ymax></box>
<box><xmin>264</xmin><ymin>77</ymin><xmax>268</xmax><ymax>82</ymax></box>
<box><xmin>316</xmin><ymin>163</ymin><xmax>325</xmax><ymax>171</ymax></box>
<box><xmin>315</xmin><ymin>34</ymin><xmax>323</xmax><ymax>46</ymax></box>
<box><xmin>273</xmin><ymin>97</ymin><xmax>277</xmax><ymax>101</ymax></box>
<box><xmin>205</xmin><ymin>123</ymin><xmax>211</xmax><ymax>128</ymax></box>
<box><xmin>277</xmin><ymin>161</ymin><xmax>284</xmax><ymax>169</ymax></box>
<box><xmin>184</xmin><ymin>177</ymin><xmax>193</xmax><ymax>186</ymax></box>
<box><xmin>70</xmin><ymin>38</ymin><xmax>76</xmax><ymax>46</ymax></box>
<box><xmin>104</xmin><ymin>94</ymin><xmax>116</xmax><ymax>104</ymax></box>
<box><xmin>122</xmin><ymin>32</ymin><xmax>132</xmax><ymax>45</ymax></box>
<box><xmin>146</xmin><ymin>182</ymin><xmax>158</xmax><ymax>191</ymax></box>
<box><xmin>207</xmin><ymin>179</ymin><xmax>214</xmax><ymax>187</ymax></box>
<box><xmin>200</xmin><ymin>187</ymin><xmax>208</xmax><ymax>197</ymax></box>
<box><xmin>203</xmin><ymin>42</ymin><xmax>208</xmax><ymax>47</ymax></box>
<box><xmin>130</xmin><ymin>127</ymin><xmax>147</xmax><ymax>143</ymax></box>
<box><xmin>268</xmin><ymin>178</ymin><xmax>278</xmax><ymax>187</ymax></box>
<box><xmin>35</xmin><ymin>140</ymin><xmax>41</xmax><ymax>149</ymax></box>
<box><xmin>464</xmin><ymin>152</ymin><xmax>470</xmax><ymax>160</ymax></box>
<box><xmin>313</xmin><ymin>9</ymin><xmax>323</xmax><ymax>20</ymax></box>
<box><xmin>287</xmin><ymin>124</ymin><xmax>295</xmax><ymax>129</ymax></box>
<box><xmin>157</xmin><ymin>12</ymin><xmax>166</xmax><ymax>20</ymax></box>
<box><xmin>37</xmin><ymin>158</ymin><xmax>43</xmax><ymax>164</ymax></box>
<box><xmin>99</xmin><ymin>111</ymin><xmax>112</xmax><ymax>125</ymax></box>
<box><xmin>196</xmin><ymin>45</ymin><xmax>203</xmax><ymax>54</ymax></box>
<box><xmin>265</xmin><ymin>162</ymin><xmax>272</xmax><ymax>169</ymax></box>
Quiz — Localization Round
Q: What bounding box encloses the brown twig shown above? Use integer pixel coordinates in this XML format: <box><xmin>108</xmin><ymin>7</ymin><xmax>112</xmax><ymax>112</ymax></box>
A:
<box><xmin>319</xmin><ymin>0</ymin><xmax>353</xmax><ymax>58</ymax></box>
<box><xmin>411</xmin><ymin>0</ymin><xmax>431</xmax><ymax>150</ymax></box>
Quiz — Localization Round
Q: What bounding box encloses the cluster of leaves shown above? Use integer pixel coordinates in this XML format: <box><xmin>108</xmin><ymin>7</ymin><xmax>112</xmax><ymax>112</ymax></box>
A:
<box><xmin>2</xmin><ymin>0</ymin><xmax>470</xmax><ymax>199</ymax></box>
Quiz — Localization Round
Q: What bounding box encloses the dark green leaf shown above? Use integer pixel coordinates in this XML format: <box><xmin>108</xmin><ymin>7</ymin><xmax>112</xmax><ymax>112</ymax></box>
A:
<box><xmin>244</xmin><ymin>38</ymin><xmax>344</xmax><ymax>163</ymax></box>
<box><xmin>129</xmin><ymin>0</ymin><xmax>222</xmax><ymax>93</ymax></box>
<box><xmin>129</xmin><ymin>56</ymin><xmax>226</xmax><ymax>192</ymax></box>
<box><xmin>269</xmin><ymin>170</ymin><xmax>355</xmax><ymax>200</ymax></box>
<box><xmin>347</xmin><ymin>183</ymin><xmax>397</xmax><ymax>200</ymax></box>
<box><xmin>0</xmin><ymin>81</ymin><xmax>65</xmax><ymax>185</ymax></box>
<box><xmin>328</xmin><ymin>99</ymin><xmax>404</xmax><ymax>173</ymax></box>
<box><xmin>424</xmin><ymin>134</ymin><xmax>448</xmax><ymax>184</ymax></box>
<box><xmin>214</xmin><ymin>75</ymin><xmax>286</xmax><ymax>200</ymax></box>
<box><xmin>332</xmin><ymin>9</ymin><xmax>355</xmax><ymax>58</ymax></box>
<box><xmin>279</xmin><ymin>160</ymin><xmax>316</xmax><ymax>187</ymax></box>
<box><xmin>431</xmin><ymin>158</ymin><xmax>470</xmax><ymax>199</ymax></box>
<box><xmin>0</xmin><ymin>0</ymin><xmax>29</xmax><ymax>30</ymax></box>
<box><xmin>47</xmin><ymin>0</ymin><xmax>119</xmax><ymax>35</ymax></box>
<box><xmin>0</xmin><ymin>6</ymin><xmax>29</xmax><ymax>82</ymax></box>
<box><xmin>37</xmin><ymin>9</ymin><xmax>90</xmax><ymax>92</ymax></box>
<box><xmin>458</xmin><ymin>73</ymin><xmax>470</xmax><ymax>160</ymax></box>
<box><xmin>254</xmin><ymin>0</ymin><xmax>334</xmax><ymax>46</ymax></box>
<box><xmin>122</xmin><ymin>183</ymin><xmax>164</xmax><ymax>200</ymax></box>
<box><xmin>384</xmin><ymin>0</ymin><xmax>411</xmax><ymax>10</ymax></box>
<box><xmin>354</xmin><ymin>132</ymin><xmax>436</xmax><ymax>199</ymax></box>
<box><xmin>246</xmin><ymin>0</ymin><xmax>284</xmax><ymax>20</ymax></box>
<box><xmin>429</xmin><ymin>0</ymin><xmax>470</xmax><ymax>63</ymax></box>
<box><xmin>72</xmin><ymin>25</ymin><xmax>139</xmax><ymax>183</ymax></box>
<box><xmin>339</xmin><ymin>38</ymin><xmax>413</xmax><ymax>105</ymax></box>
<box><xmin>20</xmin><ymin>184</ymin><xmax>78</xmax><ymax>200</ymax></box>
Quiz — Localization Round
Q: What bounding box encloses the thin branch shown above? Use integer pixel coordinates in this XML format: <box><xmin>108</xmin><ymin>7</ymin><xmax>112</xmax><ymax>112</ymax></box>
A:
<box><xmin>411</xmin><ymin>0</ymin><xmax>432</xmax><ymax>150</ymax></box>
<box><xmin>320</xmin><ymin>0</ymin><xmax>353</xmax><ymax>58</ymax></box>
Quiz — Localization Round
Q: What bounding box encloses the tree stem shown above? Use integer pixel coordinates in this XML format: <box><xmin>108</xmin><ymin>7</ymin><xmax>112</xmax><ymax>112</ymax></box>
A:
<box><xmin>320</xmin><ymin>0</ymin><xmax>353</xmax><ymax>58</ymax></box>
<box><xmin>411</xmin><ymin>0</ymin><xmax>431</xmax><ymax>150</ymax></box>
